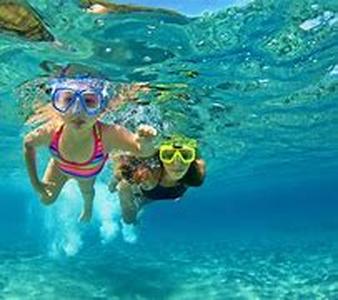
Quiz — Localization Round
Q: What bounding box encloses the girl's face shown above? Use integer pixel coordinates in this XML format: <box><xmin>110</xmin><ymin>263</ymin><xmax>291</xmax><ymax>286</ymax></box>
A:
<box><xmin>163</xmin><ymin>156</ymin><xmax>191</xmax><ymax>181</ymax></box>
<box><xmin>62</xmin><ymin>110</ymin><xmax>97</xmax><ymax>130</ymax></box>
<box><xmin>52</xmin><ymin>82</ymin><xmax>104</xmax><ymax>130</ymax></box>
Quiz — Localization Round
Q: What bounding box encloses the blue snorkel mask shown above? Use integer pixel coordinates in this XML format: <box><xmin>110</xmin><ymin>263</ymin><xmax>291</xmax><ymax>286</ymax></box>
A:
<box><xmin>49</xmin><ymin>77</ymin><xmax>114</xmax><ymax>117</ymax></box>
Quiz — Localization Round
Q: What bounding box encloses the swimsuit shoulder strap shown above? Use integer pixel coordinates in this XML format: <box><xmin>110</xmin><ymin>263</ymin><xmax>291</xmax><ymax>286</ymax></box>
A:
<box><xmin>50</xmin><ymin>124</ymin><xmax>64</xmax><ymax>150</ymax></box>
<box><xmin>93</xmin><ymin>122</ymin><xmax>107</xmax><ymax>156</ymax></box>
<box><xmin>93</xmin><ymin>121</ymin><xmax>104</xmax><ymax>140</ymax></box>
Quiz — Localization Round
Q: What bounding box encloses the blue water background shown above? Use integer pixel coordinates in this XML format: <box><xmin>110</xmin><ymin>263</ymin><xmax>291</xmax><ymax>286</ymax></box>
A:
<box><xmin>0</xmin><ymin>0</ymin><xmax>338</xmax><ymax>298</ymax></box>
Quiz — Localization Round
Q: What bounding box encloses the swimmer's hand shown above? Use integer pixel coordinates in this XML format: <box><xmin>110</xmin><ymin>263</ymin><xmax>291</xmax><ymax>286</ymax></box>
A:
<box><xmin>33</xmin><ymin>181</ymin><xmax>55</xmax><ymax>199</ymax></box>
<box><xmin>136</xmin><ymin>124</ymin><xmax>157</xmax><ymax>139</ymax></box>
<box><xmin>136</xmin><ymin>125</ymin><xmax>157</xmax><ymax>157</ymax></box>
<box><xmin>133</xmin><ymin>167</ymin><xmax>152</xmax><ymax>184</ymax></box>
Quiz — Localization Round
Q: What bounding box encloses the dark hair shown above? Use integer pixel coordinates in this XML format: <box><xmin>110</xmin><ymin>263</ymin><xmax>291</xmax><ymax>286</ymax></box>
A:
<box><xmin>180</xmin><ymin>158</ymin><xmax>205</xmax><ymax>187</ymax></box>
<box><xmin>116</xmin><ymin>152</ymin><xmax>205</xmax><ymax>186</ymax></box>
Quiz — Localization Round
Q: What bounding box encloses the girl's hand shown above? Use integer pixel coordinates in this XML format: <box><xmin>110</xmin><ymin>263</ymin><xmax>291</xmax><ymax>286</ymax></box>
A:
<box><xmin>135</xmin><ymin>167</ymin><xmax>160</xmax><ymax>190</ymax></box>
<box><xmin>33</xmin><ymin>181</ymin><xmax>55</xmax><ymax>199</ymax></box>
<box><xmin>136</xmin><ymin>124</ymin><xmax>157</xmax><ymax>157</ymax></box>
<box><xmin>133</xmin><ymin>167</ymin><xmax>152</xmax><ymax>184</ymax></box>
<box><xmin>137</xmin><ymin>124</ymin><xmax>157</xmax><ymax>139</ymax></box>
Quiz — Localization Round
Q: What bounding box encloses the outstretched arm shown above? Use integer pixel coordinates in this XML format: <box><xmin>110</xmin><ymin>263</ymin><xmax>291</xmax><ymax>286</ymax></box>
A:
<box><xmin>23</xmin><ymin>125</ymin><xmax>51</xmax><ymax>191</ymax></box>
<box><xmin>103</xmin><ymin>124</ymin><xmax>157</xmax><ymax>157</ymax></box>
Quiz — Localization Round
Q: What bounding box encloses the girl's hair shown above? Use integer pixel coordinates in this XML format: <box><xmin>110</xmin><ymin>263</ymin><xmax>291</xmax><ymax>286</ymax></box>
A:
<box><xmin>180</xmin><ymin>158</ymin><xmax>205</xmax><ymax>187</ymax></box>
<box><xmin>116</xmin><ymin>151</ymin><xmax>205</xmax><ymax>187</ymax></box>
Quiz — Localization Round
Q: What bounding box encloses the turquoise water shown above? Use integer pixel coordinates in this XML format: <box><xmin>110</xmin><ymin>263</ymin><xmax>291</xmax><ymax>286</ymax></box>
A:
<box><xmin>1</xmin><ymin>0</ymin><xmax>338</xmax><ymax>298</ymax></box>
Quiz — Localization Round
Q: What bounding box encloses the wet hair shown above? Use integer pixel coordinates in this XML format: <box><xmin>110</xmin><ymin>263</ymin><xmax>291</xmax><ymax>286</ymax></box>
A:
<box><xmin>180</xmin><ymin>158</ymin><xmax>205</xmax><ymax>187</ymax></box>
<box><xmin>148</xmin><ymin>150</ymin><xmax>205</xmax><ymax>187</ymax></box>
<box><xmin>115</xmin><ymin>151</ymin><xmax>205</xmax><ymax>186</ymax></box>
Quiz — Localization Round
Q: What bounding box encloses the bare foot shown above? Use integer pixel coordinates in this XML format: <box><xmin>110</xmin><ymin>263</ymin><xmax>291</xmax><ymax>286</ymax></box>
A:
<box><xmin>78</xmin><ymin>209</ymin><xmax>92</xmax><ymax>222</ymax></box>
<box><xmin>120</xmin><ymin>196</ymin><xmax>138</xmax><ymax>225</ymax></box>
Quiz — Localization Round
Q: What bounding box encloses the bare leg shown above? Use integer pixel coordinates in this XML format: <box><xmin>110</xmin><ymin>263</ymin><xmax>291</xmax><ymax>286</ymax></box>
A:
<box><xmin>41</xmin><ymin>159</ymin><xmax>68</xmax><ymax>205</ymax></box>
<box><xmin>77</xmin><ymin>178</ymin><xmax>95</xmax><ymax>222</ymax></box>
<box><xmin>108</xmin><ymin>176</ymin><xmax>118</xmax><ymax>193</ymax></box>
<box><xmin>117</xmin><ymin>180</ymin><xmax>140</xmax><ymax>224</ymax></box>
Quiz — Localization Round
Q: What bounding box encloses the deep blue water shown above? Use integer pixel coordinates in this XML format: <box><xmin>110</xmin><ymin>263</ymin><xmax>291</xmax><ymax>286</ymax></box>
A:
<box><xmin>0</xmin><ymin>0</ymin><xmax>338</xmax><ymax>298</ymax></box>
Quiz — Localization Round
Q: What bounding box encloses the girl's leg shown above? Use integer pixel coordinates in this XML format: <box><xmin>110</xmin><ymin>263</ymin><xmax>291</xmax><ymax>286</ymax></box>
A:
<box><xmin>117</xmin><ymin>180</ymin><xmax>140</xmax><ymax>224</ymax></box>
<box><xmin>77</xmin><ymin>178</ymin><xmax>95</xmax><ymax>222</ymax></box>
<box><xmin>41</xmin><ymin>159</ymin><xmax>68</xmax><ymax>205</ymax></box>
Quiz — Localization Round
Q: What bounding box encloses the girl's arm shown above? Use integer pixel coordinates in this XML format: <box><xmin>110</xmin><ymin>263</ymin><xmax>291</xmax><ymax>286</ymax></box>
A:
<box><xmin>137</xmin><ymin>167</ymin><xmax>161</xmax><ymax>191</ymax></box>
<box><xmin>195</xmin><ymin>159</ymin><xmax>206</xmax><ymax>175</ymax></box>
<box><xmin>111</xmin><ymin>155</ymin><xmax>161</xmax><ymax>191</ymax></box>
<box><xmin>194</xmin><ymin>159</ymin><xmax>206</xmax><ymax>185</ymax></box>
<box><xmin>103</xmin><ymin>124</ymin><xmax>157</xmax><ymax>157</ymax></box>
<box><xmin>23</xmin><ymin>125</ymin><xmax>52</xmax><ymax>189</ymax></box>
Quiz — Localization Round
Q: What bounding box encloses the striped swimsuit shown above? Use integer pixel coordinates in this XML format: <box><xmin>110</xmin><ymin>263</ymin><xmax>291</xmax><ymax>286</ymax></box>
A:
<box><xmin>49</xmin><ymin>123</ymin><xmax>108</xmax><ymax>178</ymax></box>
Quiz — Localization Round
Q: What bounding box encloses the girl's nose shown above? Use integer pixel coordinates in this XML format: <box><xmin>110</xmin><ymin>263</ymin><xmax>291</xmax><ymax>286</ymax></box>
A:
<box><xmin>70</xmin><ymin>98</ymin><xmax>82</xmax><ymax>115</ymax></box>
<box><xmin>172</xmin><ymin>155</ymin><xmax>181</xmax><ymax>165</ymax></box>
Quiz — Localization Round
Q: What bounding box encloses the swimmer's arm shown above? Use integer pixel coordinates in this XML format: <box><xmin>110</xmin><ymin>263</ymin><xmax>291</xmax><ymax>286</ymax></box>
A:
<box><xmin>190</xmin><ymin>159</ymin><xmax>206</xmax><ymax>187</ymax></box>
<box><xmin>103</xmin><ymin>124</ymin><xmax>157</xmax><ymax>157</ymax></box>
<box><xmin>196</xmin><ymin>159</ymin><xmax>206</xmax><ymax>174</ymax></box>
<box><xmin>103</xmin><ymin>125</ymin><xmax>139</xmax><ymax>153</ymax></box>
<box><xmin>23</xmin><ymin>126</ymin><xmax>52</xmax><ymax>188</ymax></box>
<box><xmin>109</xmin><ymin>155</ymin><xmax>127</xmax><ymax>191</ymax></box>
<box><xmin>112</xmin><ymin>155</ymin><xmax>124</xmax><ymax>182</ymax></box>
<box><xmin>138</xmin><ymin>168</ymin><xmax>161</xmax><ymax>191</ymax></box>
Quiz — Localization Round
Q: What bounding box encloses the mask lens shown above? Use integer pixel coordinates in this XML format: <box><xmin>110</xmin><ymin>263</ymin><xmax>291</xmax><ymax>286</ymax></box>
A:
<box><xmin>82</xmin><ymin>91</ymin><xmax>103</xmax><ymax>115</ymax></box>
<box><xmin>160</xmin><ymin>149</ymin><xmax>176</xmax><ymax>162</ymax></box>
<box><xmin>83</xmin><ymin>92</ymin><xmax>100</xmax><ymax>109</ymax></box>
<box><xmin>179</xmin><ymin>149</ymin><xmax>194</xmax><ymax>162</ymax></box>
<box><xmin>53</xmin><ymin>89</ymin><xmax>75</xmax><ymax>112</ymax></box>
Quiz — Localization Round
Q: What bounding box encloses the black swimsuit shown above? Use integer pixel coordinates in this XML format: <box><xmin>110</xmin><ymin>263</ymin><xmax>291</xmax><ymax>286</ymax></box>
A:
<box><xmin>141</xmin><ymin>182</ymin><xmax>188</xmax><ymax>201</ymax></box>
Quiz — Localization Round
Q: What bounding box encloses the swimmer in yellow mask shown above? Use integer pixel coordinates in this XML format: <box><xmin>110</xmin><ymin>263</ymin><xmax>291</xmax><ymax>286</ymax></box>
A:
<box><xmin>111</xmin><ymin>135</ymin><xmax>206</xmax><ymax>224</ymax></box>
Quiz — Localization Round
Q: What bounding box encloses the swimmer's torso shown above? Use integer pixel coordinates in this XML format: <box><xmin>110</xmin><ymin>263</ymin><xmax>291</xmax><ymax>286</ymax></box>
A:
<box><xmin>49</xmin><ymin>122</ymin><xmax>108</xmax><ymax>178</ymax></box>
<box><xmin>141</xmin><ymin>182</ymin><xmax>187</xmax><ymax>200</ymax></box>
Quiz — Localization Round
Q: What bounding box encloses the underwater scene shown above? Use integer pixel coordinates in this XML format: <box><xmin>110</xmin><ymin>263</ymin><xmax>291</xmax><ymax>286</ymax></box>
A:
<box><xmin>0</xmin><ymin>0</ymin><xmax>338</xmax><ymax>299</ymax></box>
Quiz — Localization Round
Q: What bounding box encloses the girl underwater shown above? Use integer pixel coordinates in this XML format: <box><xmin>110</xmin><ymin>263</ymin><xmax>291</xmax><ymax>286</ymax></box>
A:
<box><xmin>23</xmin><ymin>77</ymin><xmax>157</xmax><ymax>222</ymax></box>
<box><xmin>111</xmin><ymin>135</ymin><xmax>206</xmax><ymax>224</ymax></box>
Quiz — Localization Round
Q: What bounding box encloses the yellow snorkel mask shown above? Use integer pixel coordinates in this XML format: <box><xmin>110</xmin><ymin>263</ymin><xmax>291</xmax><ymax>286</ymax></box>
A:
<box><xmin>159</xmin><ymin>135</ymin><xmax>197</xmax><ymax>164</ymax></box>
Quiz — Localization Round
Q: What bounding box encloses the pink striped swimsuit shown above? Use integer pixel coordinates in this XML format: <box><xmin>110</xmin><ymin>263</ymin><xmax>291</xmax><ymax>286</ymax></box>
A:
<box><xmin>49</xmin><ymin>123</ymin><xmax>108</xmax><ymax>178</ymax></box>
